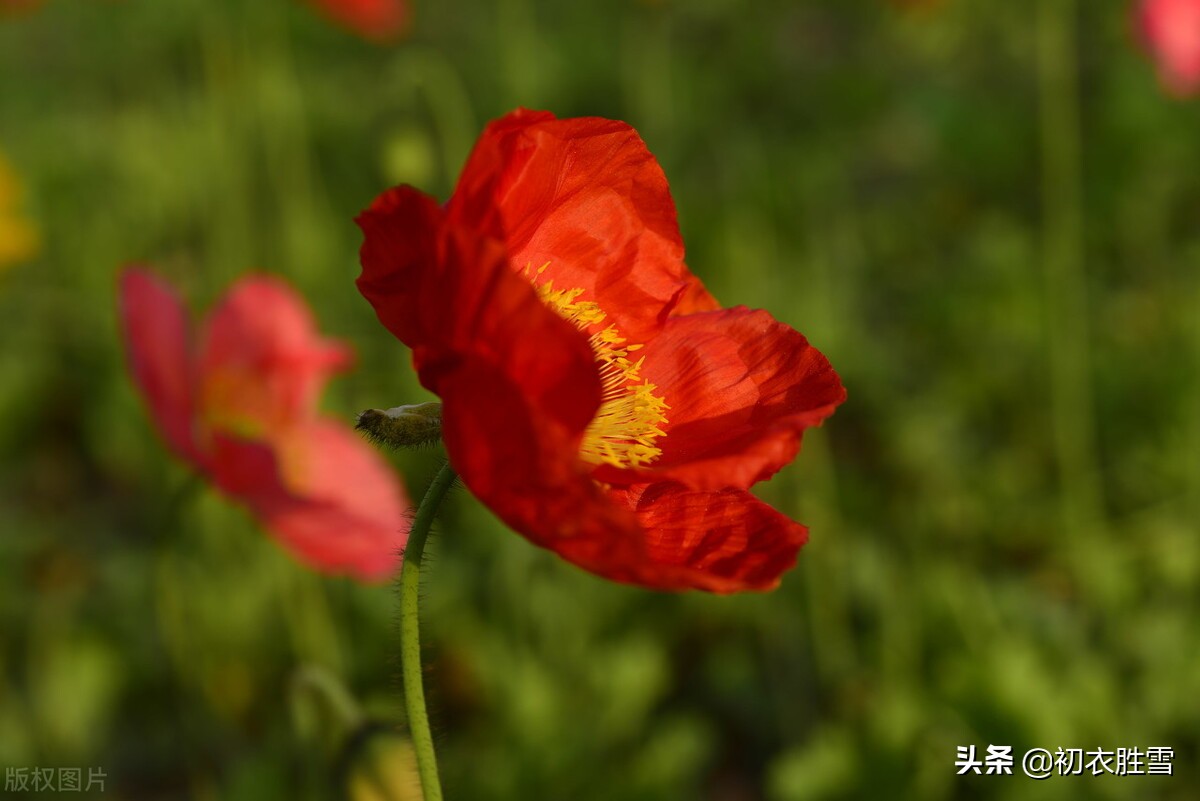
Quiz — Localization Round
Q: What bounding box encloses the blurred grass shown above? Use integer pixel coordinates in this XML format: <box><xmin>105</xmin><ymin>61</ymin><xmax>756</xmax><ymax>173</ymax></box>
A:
<box><xmin>1</xmin><ymin>0</ymin><xmax>1199</xmax><ymax>799</ymax></box>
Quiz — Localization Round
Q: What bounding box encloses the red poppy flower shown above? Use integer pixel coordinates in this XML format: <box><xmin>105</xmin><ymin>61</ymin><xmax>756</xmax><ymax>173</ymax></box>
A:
<box><xmin>357</xmin><ymin>109</ymin><xmax>845</xmax><ymax>593</ymax></box>
<box><xmin>118</xmin><ymin>268</ymin><xmax>410</xmax><ymax>581</ymax></box>
<box><xmin>306</xmin><ymin>0</ymin><xmax>410</xmax><ymax>42</ymax></box>
<box><xmin>1139</xmin><ymin>0</ymin><xmax>1200</xmax><ymax>95</ymax></box>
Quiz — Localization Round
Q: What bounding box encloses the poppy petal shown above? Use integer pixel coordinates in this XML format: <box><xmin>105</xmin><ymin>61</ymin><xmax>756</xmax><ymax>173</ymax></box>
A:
<box><xmin>447</xmin><ymin>109</ymin><xmax>709</xmax><ymax>341</ymax></box>
<box><xmin>198</xmin><ymin>276</ymin><xmax>351</xmax><ymax>435</ymax></box>
<box><xmin>210</xmin><ymin>423</ymin><xmax>408</xmax><ymax>581</ymax></box>
<box><xmin>434</xmin><ymin>352</ymin><xmax>660</xmax><ymax>590</ymax></box>
<box><xmin>436</xmin><ymin>352</ymin><xmax>638</xmax><ymax>543</ymax></box>
<box><xmin>356</xmin><ymin>185</ymin><xmax>445</xmax><ymax>350</ymax></box>
<box><xmin>602</xmin><ymin>483</ymin><xmax>809</xmax><ymax>593</ymax></box>
<box><xmin>358</xmin><ymin>190</ymin><xmax>621</xmax><ymax>551</ymax></box>
<box><xmin>359</xmin><ymin>187</ymin><xmax>604</xmax><ymax>437</ymax></box>
<box><xmin>594</xmin><ymin>306</ymin><xmax>845</xmax><ymax>491</ymax></box>
<box><xmin>117</xmin><ymin>268</ymin><xmax>205</xmax><ymax>467</ymax></box>
<box><xmin>669</xmin><ymin>272</ymin><xmax>722</xmax><ymax>315</ymax></box>
<box><xmin>423</xmin><ymin>226</ymin><xmax>631</xmax><ymax>542</ymax></box>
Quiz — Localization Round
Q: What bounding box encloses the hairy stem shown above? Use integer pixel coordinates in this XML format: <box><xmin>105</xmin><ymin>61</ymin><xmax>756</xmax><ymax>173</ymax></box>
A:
<box><xmin>400</xmin><ymin>461</ymin><xmax>457</xmax><ymax>801</ymax></box>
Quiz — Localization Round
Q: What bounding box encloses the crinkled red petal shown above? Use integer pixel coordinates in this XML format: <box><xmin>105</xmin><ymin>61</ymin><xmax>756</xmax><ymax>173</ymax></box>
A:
<box><xmin>210</xmin><ymin>423</ymin><xmax>408</xmax><ymax>581</ymax></box>
<box><xmin>670</xmin><ymin>272</ymin><xmax>722</xmax><ymax>315</ymax></box>
<box><xmin>428</xmin><ymin>222</ymin><xmax>604</xmax><ymax>432</ymax></box>
<box><xmin>594</xmin><ymin>306</ymin><xmax>845</xmax><ymax>491</ymax></box>
<box><xmin>198</xmin><ymin>275</ymin><xmax>351</xmax><ymax>433</ymax></box>
<box><xmin>117</xmin><ymin>268</ymin><xmax>206</xmax><ymax>468</ymax></box>
<box><xmin>358</xmin><ymin>183</ymin><xmax>633</xmax><ymax>559</ymax></box>
<box><xmin>446</xmin><ymin>108</ymin><xmax>712</xmax><ymax>341</ymax></box>
<box><xmin>356</xmin><ymin>185</ymin><xmax>444</xmax><ymax>350</ymax></box>
<box><xmin>411</xmin><ymin>228</ymin><xmax>630</xmax><ymax>540</ymax></box>
<box><xmin>596</xmin><ymin>483</ymin><xmax>809</xmax><ymax>593</ymax></box>
<box><xmin>358</xmin><ymin>185</ymin><xmax>604</xmax><ymax>437</ymax></box>
<box><xmin>437</xmin><ymin>355</ymin><xmax>645</xmax><ymax>555</ymax></box>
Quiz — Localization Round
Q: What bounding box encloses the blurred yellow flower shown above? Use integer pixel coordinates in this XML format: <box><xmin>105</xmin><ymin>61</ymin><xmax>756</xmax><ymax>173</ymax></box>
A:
<box><xmin>0</xmin><ymin>149</ymin><xmax>40</xmax><ymax>270</ymax></box>
<box><xmin>344</xmin><ymin>727</ymin><xmax>422</xmax><ymax>801</ymax></box>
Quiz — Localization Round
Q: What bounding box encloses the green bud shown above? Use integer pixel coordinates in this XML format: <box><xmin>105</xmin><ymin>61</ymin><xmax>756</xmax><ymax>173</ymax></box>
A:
<box><xmin>381</xmin><ymin>125</ymin><xmax>436</xmax><ymax>190</ymax></box>
<box><xmin>356</xmin><ymin>402</ymin><xmax>443</xmax><ymax>450</ymax></box>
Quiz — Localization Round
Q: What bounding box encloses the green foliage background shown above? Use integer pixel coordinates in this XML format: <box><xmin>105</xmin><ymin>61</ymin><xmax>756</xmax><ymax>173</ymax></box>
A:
<box><xmin>1</xmin><ymin>1</ymin><xmax>1198</xmax><ymax>799</ymax></box>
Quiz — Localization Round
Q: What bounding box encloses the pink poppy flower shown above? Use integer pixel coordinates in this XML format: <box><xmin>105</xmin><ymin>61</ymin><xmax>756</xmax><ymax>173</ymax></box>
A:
<box><xmin>1139</xmin><ymin>0</ymin><xmax>1200</xmax><ymax>95</ymax></box>
<box><xmin>118</xmin><ymin>267</ymin><xmax>410</xmax><ymax>581</ymax></box>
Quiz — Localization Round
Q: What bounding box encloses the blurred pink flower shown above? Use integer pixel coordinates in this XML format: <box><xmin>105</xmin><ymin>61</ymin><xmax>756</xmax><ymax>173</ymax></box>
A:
<box><xmin>307</xmin><ymin>0</ymin><xmax>410</xmax><ymax>42</ymax></box>
<box><xmin>118</xmin><ymin>268</ymin><xmax>410</xmax><ymax>581</ymax></box>
<box><xmin>1139</xmin><ymin>0</ymin><xmax>1200</xmax><ymax>95</ymax></box>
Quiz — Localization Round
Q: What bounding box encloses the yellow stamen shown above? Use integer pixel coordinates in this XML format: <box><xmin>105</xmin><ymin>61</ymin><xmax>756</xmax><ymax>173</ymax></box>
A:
<box><xmin>533</xmin><ymin>273</ymin><xmax>668</xmax><ymax>469</ymax></box>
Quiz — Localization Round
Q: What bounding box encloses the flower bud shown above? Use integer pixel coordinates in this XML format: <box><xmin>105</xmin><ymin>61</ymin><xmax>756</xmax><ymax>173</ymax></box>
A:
<box><xmin>356</xmin><ymin>402</ymin><xmax>443</xmax><ymax>450</ymax></box>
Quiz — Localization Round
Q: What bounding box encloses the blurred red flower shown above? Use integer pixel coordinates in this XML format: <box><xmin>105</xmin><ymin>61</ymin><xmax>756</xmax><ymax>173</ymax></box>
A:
<box><xmin>118</xmin><ymin>268</ymin><xmax>410</xmax><ymax>581</ymax></box>
<box><xmin>0</xmin><ymin>0</ymin><xmax>44</xmax><ymax>17</ymax></box>
<box><xmin>307</xmin><ymin>0</ymin><xmax>409</xmax><ymax>42</ymax></box>
<box><xmin>357</xmin><ymin>109</ymin><xmax>845</xmax><ymax>593</ymax></box>
<box><xmin>1139</xmin><ymin>0</ymin><xmax>1200</xmax><ymax>95</ymax></box>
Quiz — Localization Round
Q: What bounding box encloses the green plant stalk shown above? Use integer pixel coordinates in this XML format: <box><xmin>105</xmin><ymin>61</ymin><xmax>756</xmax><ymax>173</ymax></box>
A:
<box><xmin>400</xmin><ymin>462</ymin><xmax>458</xmax><ymax>801</ymax></box>
<box><xmin>1037</xmin><ymin>0</ymin><xmax>1102</xmax><ymax>539</ymax></box>
<box><xmin>388</xmin><ymin>47</ymin><xmax>478</xmax><ymax>188</ymax></box>
<box><xmin>291</xmin><ymin>664</ymin><xmax>365</xmax><ymax>733</ymax></box>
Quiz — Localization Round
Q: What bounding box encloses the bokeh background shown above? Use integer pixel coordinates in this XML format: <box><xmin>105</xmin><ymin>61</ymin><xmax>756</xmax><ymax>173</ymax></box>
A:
<box><xmin>2</xmin><ymin>0</ymin><xmax>1198</xmax><ymax>799</ymax></box>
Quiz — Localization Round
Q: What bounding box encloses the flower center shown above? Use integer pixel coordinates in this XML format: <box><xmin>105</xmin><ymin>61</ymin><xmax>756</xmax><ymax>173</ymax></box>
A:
<box><xmin>531</xmin><ymin>268</ymin><xmax>668</xmax><ymax>469</ymax></box>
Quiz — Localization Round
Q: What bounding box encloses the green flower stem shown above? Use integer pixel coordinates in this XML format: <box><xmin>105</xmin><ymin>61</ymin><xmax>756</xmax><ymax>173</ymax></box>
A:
<box><xmin>291</xmin><ymin>664</ymin><xmax>365</xmax><ymax>733</ymax></box>
<box><xmin>1037</xmin><ymin>0</ymin><xmax>1102</xmax><ymax>540</ymax></box>
<box><xmin>401</xmin><ymin>461</ymin><xmax>457</xmax><ymax>801</ymax></box>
